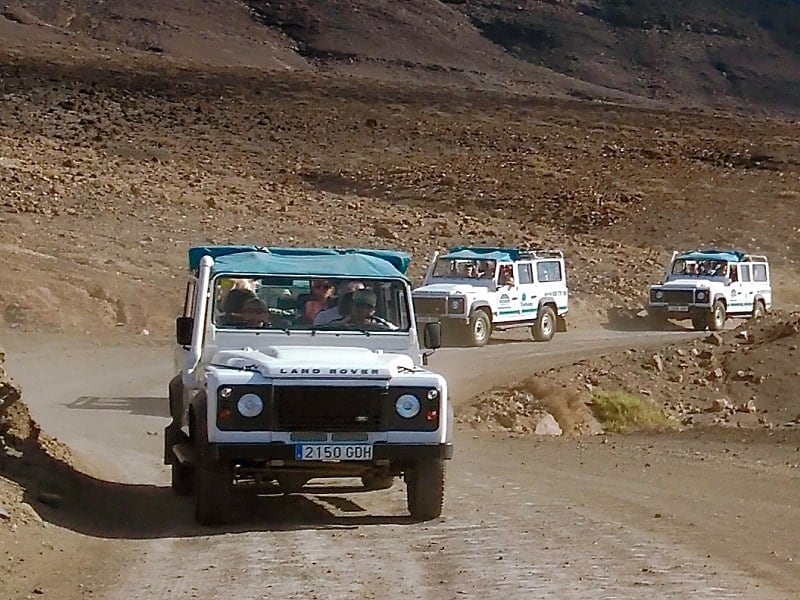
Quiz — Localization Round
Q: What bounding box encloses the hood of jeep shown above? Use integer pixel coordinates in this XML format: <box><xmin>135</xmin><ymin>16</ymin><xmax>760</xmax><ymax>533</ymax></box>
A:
<box><xmin>656</xmin><ymin>278</ymin><xmax>718</xmax><ymax>289</ymax></box>
<box><xmin>413</xmin><ymin>283</ymin><xmax>485</xmax><ymax>295</ymax></box>
<box><xmin>210</xmin><ymin>345</ymin><xmax>414</xmax><ymax>380</ymax></box>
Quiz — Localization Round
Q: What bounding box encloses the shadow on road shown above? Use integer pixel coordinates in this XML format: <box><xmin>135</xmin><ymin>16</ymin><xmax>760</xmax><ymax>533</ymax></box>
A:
<box><xmin>1</xmin><ymin>440</ymin><xmax>417</xmax><ymax>540</ymax></box>
<box><xmin>66</xmin><ymin>396</ymin><xmax>170</xmax><ymax>418</ymax></box>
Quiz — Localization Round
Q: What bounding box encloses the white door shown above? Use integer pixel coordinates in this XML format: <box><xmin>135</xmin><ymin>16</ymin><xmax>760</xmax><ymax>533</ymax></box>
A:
<box><xmin>494</xmin><ymin>263</ymin><xmax>520</xmax><ymax>322</ymax></box>
<box><xmin>516</xmin><ymin>262</ymin><xmax>538</xmax><ymax>321</ymax></box>
<box><xmin>729</xmin><ymin>264</ymin><xmax>752</xmax><ymax>315</ymax></box>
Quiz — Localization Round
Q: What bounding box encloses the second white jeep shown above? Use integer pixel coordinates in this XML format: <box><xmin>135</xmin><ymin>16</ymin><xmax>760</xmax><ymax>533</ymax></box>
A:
<box><xmin>411</xmin><ymin>246</ymin><xmax>569</xmax><ymax>347</ymax></box>
<box><xmin>647</xmin><ymin>249</ymin><xmax>772</xmax><ymax>331</ymax></box>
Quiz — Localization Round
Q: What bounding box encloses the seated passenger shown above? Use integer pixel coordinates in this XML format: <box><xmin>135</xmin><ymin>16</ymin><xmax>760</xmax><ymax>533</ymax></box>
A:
<box><xmin>303</xmin><ymin>279</ymin><xmax>334</xmax><ymax>323</ymax></box>
<box><xmin>478</xmin><ymin>261</ymin><xmax>495</xmax><ymax>279</ymax></box>
<box><xmin>331</xmin><ymin>290</ymin><xmax>397</xmax><ymax>330</ymax></box>
<box><xmin>463</xmin><ymin>263</ymin><xmax>477</xmax><ymax>278</ymax></box>
<box><xmin>240</xmin><ymin>298</ymin><xmax>270</xmax><ymax>328</ymax></box>
<box><xmin>499</xmin><ymin>266</ymin><xmax>515</xmax><ymax>286</ymax></box>
<box><xmin>221</xmin><ymin>286</ymin><xmax>257</xmax><ymax>325</ymax></box>
<box><xmin>314</xmin><ymin>281</ymin><xmax>365</xmax><ymax>325</ymax></box>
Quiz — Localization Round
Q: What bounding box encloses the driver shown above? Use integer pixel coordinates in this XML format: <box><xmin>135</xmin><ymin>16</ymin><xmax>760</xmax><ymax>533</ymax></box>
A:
<box><xmin>331</xmin><ymin>290</ymin><xmax>397</xmax><ymax>330</ymax></box>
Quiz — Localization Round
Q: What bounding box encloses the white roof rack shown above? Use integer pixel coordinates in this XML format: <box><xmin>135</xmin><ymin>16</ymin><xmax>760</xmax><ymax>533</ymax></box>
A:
<box><xmin>519</xmin><ymin>248</ymin><xmax>565</xmax><ymax>260</ymax></box>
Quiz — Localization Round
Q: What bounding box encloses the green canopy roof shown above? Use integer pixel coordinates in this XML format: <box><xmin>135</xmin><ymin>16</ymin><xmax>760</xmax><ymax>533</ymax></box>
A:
<box><xmin>188</xmin><ymin>246</ymin><xmax>410</xmax><ymax>279</ymax></box>
<box><xmin>678</xmin><ymin>250</ymin><xmax>745</xmax><ymax>263</ymax></box>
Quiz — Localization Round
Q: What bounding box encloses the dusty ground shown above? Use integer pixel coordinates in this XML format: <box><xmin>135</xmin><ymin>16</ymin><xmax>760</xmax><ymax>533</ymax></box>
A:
<box><xmin>0</xmin><ymin>1</ymin><xmax>799</xmax><ymax>598</ymax></box>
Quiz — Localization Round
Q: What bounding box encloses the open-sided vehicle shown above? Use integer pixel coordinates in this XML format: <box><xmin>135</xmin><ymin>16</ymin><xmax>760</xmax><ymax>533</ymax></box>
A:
<box><xmin>165</xmin><ymin>245</ymin><xmax>452</xmax><ymax>525</ymax></box>
<box><xmin>647</xmin><ymin>249</ymin><xmax>771</xmax><ymax>331</ymax></box>
<box><xmin>411</xmin><ymin>246</ymin><xmax>569</xmax><ymax>347</ymax></box>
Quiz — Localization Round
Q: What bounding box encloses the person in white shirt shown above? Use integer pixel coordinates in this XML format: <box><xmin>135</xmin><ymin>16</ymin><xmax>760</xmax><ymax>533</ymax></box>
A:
<box><xmin>313</xmin><ymin>280</ymin><xmax>365</xmax><ymax>325</ymax></box>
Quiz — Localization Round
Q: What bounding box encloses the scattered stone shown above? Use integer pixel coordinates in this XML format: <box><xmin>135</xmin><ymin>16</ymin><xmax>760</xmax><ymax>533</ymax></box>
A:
<box><xmin>736</xmin><ymin>330</ymin><xmax>749</xmax><ymax>342</ymax></box>
<box><xmin>0</xmin><ymin>505</ymin><xmax>11</xmax><ymax>520</ymax></box>
<box><xmin>708</xmin><ymin>398</ymin><xmax>731</xmax><ymax>413</ymax></box>
<box><xmin>737</xmin><ymin>400</ymin><xmax>758</xmax><ymax>414</ymax></box>
<box><xmin>652</xmin><ymin>354</ymin><xmax>664</xmax><ymax>372</ymax></box>
<box><xmin>534</xmin><ymin>413</ymin><xmax>562</xmax><ymax>436</ymax></box>
<box><xmin>705</xmin><ymin>332</ymin><xmax>723</xmax><ymax>346</ymax></box>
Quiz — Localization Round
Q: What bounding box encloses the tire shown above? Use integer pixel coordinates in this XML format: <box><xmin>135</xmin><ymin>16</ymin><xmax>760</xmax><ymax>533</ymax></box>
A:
<box><xmin>194</xmin><ymin>459</ymin><xmax>233</xmax><ymax>526</ymax></box>
<box><xmin>532</xmin><ymin>306</ymin><xmax>556</xmax><ymax>342</ymax></box>
<box><xmin>276</xmin><ymin>474</ymin><xmax>310</xmax><ymax>494</ymax></box>
<box><xmin>708</xmin><ymin>300</ymin><xmax>727</xmax><ymax>331</ymax></box>
<box><xmin>690</xmin><ymin>313</ymin><xmax>707</xmax><ymax>331</ymax></box>
<box><xmin>171</xmin><ymin>461</ymin><xmax>194</xmax><ymax>496</ymax></box>
<box><xmin>467</xmin><ymin>310</ymin><xmax>491</xmax><ymax>347</ymax></box>
<box><xmin>406</xmin><ymin>459</ymin><xmax>445</xmax><ymax>520</ymax></box>
<box><xmin>752</xmin><ymin>300</ymin><xmax>765</xmax><ymax>319</ymax></box>
<box><xmin>362</xmin><ymin>474</ymin><xmax>394</xmax><ymax>491</ymax></box>
<box><xmin>192</xmin><ymin>403</ymin><xmax>233</xmax><ymax>526</ymax></box>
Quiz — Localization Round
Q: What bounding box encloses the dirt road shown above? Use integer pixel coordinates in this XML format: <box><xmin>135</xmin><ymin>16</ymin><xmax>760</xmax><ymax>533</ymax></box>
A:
<box><xmin>3</xmin><ymin>329</ymin><xmax>799</xmax><ymax>599</ymax></box>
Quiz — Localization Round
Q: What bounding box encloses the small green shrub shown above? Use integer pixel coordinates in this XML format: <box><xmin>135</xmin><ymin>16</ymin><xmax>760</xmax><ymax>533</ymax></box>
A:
<box><xmin>591</xmin><ymin>390</ymin><xmax>677</xmax><ymax>433</ymax></box>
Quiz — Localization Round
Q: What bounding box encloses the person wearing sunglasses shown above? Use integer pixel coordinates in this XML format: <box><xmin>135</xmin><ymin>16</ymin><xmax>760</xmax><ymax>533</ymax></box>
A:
<box><xmin>303</xmin><ymin>279</ymin><xmax>334</xmax><ymax>323</ymax></box>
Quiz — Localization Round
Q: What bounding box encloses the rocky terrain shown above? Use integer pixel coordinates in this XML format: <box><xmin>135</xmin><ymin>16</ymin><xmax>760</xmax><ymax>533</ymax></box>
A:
<box><xmin>461</xmin><ymin>311</ymin><xmax>800</xmax><ymax>435</ymax></box>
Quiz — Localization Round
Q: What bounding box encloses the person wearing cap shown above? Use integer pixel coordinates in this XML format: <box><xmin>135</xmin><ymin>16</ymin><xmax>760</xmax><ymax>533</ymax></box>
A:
<box><xmin>313</xmin><ymin>280</ymin><xmax>365</xmax><ymax>326</ymax></box>
<box><xmin>332</xmin><ymin>289</ymin><xmax>397</xmax><ymax>330</ymax></box>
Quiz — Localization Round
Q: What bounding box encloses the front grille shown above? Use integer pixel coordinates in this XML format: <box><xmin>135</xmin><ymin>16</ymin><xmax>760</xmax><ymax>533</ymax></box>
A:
<box><xmin>274</xmin><ymin>386</ymin><xmax>385</xmax><ymax>432</ymax></box>
<box><xmin>652</xmin><ymin>289</ymin><xmax>694</xmax><ymax>304</ymax></box>
<box><xmin>414</xmin><ymin>296</ymin><xmax>447</xmax><ymax>316</ymax></box>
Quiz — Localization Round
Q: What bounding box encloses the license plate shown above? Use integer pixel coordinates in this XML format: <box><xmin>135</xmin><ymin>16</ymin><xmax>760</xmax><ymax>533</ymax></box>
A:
<box><xmin>416</xmin><ymin>316</ymin><xmax>440</xmax><ymax>323</ymax></box>
<box><xmin>668</xmin><ymin>305</ymin><xmax>690</xmax><ymax>312</ymax></box>
<box><xmin>295</xmin><ymin>444</ymin><xmax>373</xmax><ymax>461</ymax></box>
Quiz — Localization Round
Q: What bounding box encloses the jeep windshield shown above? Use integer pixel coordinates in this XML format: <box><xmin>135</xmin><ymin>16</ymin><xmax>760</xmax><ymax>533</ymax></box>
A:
<box><xmin>431</xmin><ymin>258</ymin><xmax>496</xmax><ymax>280</ymax></box>
<box><xmin>670</xmin><ymin>258</ymin><xmax>729</xmax><ymax>278</ymax></box>
<box><xmin>213</xmin><ymin>276</ymin><xmax>411</xmax><ymax>332</ymax></box>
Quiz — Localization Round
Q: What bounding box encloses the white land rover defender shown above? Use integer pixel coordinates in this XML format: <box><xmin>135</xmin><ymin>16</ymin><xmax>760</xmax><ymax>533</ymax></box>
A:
<box><xmin>165</xmin><ymin>245</ymin><xmax>451</xmax><ymax>525</ymax></box>
<box><xmin>647</xmin><ymin>249</ymin><xmax>771</xmax><ymax>331</ymax></box>
<box><xmin>412</xmin><ymin>246</ymin><xmax>569</xmax><ymax>347</ymax></box>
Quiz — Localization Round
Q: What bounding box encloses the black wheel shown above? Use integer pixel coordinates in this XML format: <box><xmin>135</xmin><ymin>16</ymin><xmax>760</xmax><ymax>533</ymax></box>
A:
<box><xmin>468</xmin><ymin>311</ymin><xmax>491</xmax><ymax>347</ymax></box>
<box><xmin>532</xmin><ymin>306</ymin><xmax>556</xmax><ymax>341</ymax></box>
<box><xmin>690</xmin><ymin>313</ymin><xmax>707</xmax><ymax>331</ymax></box>
<box><xmin>708</xmin><ymin>300</ymin><xmax>727</xmax><ymax>331</ymax></box>
<box><xmin>752</xmin><ymin>300</ymin><xmax>765</xmax><ymax>319</ymax></box>
<box><xmin>362</xmin><ymin>474</ymin><xmax>394</xmax><ymax>491</ymax></box>
<box><xmin>194</xmin><ymin>459</ymin><xmax>233</xmax><ymax>526</ymax></box>
<box><xmin>192</xmin><ymin>401</ymin><xmax>233</xmax><ymax>526</ymax></box>
<box><xmin>171</xmin><ymin>461</ymin><xmax>194</xmax><ymax>496</ymax></box>
<box><xmin>406</xmin><ymin>459</ymin><xmax>445</xmax><ymax>520</ymax></box>
<box><xmin>276</xmin><ymin>474</ymin><xmax>310</xmax><ymax>494</ymax></box>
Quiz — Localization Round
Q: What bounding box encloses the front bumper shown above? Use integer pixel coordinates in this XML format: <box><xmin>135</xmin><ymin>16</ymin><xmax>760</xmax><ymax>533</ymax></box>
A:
<box><xmin>210</xmin><ymin>442</ymin><xmax>454</xmax><ymax>462</ymax></box>
<box><xmin>649</xmin><ymin>304</ymin><xmax>710</xmax><ymax>318</ymax></box>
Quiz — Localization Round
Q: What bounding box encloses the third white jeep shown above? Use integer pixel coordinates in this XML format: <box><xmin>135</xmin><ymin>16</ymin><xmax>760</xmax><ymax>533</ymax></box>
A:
<box><xmin>647</xmin><ymin>249</ymin><xmax>772</xmax><ymax>331</ymax></box>
<box><xmin>411</xmin><ymin>246</ymin><xmax>569</xmax><ymax>347</ymax></box>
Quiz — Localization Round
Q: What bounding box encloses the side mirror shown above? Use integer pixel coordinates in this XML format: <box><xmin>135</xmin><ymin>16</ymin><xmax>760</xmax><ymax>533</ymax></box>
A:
<box><xmin>423</xmin><ymin>321</ymin><xmax>441</xmax><ymax>350</ymax></box>
<box><xmin>176</xmin><ymin>316</ymin><xmax>194</xmax><ymax>346</ymax></box>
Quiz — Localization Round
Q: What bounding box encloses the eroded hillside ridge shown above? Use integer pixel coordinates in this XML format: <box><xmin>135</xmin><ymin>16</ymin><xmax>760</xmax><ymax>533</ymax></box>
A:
<box><xmin>2</xmin><ymin>0</ymin><xmax>800</xmax><ymax>114</ymax></box>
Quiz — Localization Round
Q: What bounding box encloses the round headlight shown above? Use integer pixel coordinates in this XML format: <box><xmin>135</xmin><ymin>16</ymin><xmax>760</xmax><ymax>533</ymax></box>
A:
<box><xmin>237</xmin><ymin>393</ymin><xmax>264</xmax><ymax>418</ymax></box>
<box><xmin>395</xmin><ymin>394</ymin><xmax>421</xmax><ymax>419</ymax></box>
<box><xmin>696</xmin><ymin>291</ymin><xmax>706</xmax><ymax>301</ymax></box>
<box><xmin>426</xmin><ymin>388</ymin><xmax>440</xmax><ymax>401</ymax></box>
<box><xmin>449</xmin><ymin>299</ymin><xmax>462</xmax><ymax>311</ymax></box>
<box><xmin>655</xmin><ymin>291</ymin><xmax>664</xmax><ymax>299</ymax></box>
<box><xmin>219</xmin><ymin>387</ymin><xmax>233</xmax><ymax>399</ymax></box>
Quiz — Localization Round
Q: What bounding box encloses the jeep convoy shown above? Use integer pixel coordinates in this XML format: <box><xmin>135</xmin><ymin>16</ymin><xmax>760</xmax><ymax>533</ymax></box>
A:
<box><xmin>411</xmin><ymin>247</ymin><xmax>569</xmax><ymax>346</ymax></box>
<box><xmin>165</xmin><ymin>246</ymin><xmax>451</xmax><ymax>525</ymax></box>
<box><xmin>167</xmin><ymin>244</ymin><xmax>771</xmax><ymax>525</ymax></box>
<box><xmin>647</xmin><ymin>249</ymin><xmax>771</xmax><ymax>331</ymax></box>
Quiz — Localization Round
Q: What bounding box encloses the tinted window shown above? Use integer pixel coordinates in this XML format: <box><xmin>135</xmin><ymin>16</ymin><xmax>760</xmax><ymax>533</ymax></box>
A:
<box><xmin>752</xmin><ymin>263</ymin><xmax>769</xmax><ymax>282</ymax></box>
<box><xmin>537</xmin><ymin>261</ymin><xmax>562</xmax><ymax>283</ymax></box>
<box><xmin>518</xmin><ymin>263</ymin><xmax>534</xmax><ymax>284</ymax></box>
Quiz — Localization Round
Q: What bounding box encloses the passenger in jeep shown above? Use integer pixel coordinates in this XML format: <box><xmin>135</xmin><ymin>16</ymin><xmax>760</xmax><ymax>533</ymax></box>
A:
<box><xmin>240</xmin><ymin>298</ymin><xmax>271</xmax><ymax>328</ymax></box>
<box><xmin>332</xmin><ymin>290</ymin><xmax>397</xmax><ymax>330</ymax></box>
<box><xmin>499</xmin><ymin>266</ymin><xmax>515</xmax><ymax>286</ymax></box>
<box><xmin>313</xmin><ymin>280</ymin><xmax>365</xmax><ymax>325</ymax></box>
